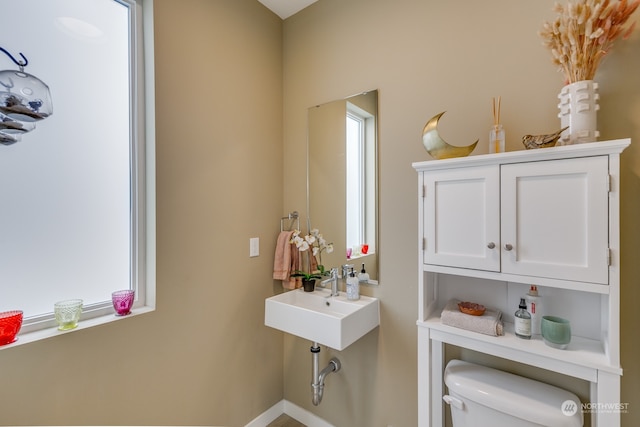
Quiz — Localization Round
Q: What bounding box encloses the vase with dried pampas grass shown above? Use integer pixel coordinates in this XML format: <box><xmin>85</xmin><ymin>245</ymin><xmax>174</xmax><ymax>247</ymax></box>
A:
<box><xmin>539</xmin><ymin>0</ymin><xmax>640</xmax><ymax>144</ymax></box>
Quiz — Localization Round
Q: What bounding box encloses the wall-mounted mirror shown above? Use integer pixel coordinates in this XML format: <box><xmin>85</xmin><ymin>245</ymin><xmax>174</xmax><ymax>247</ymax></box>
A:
<box><xmin>307</xmin><ymin>90</ymin><xmax>378</xmax><ymax>284</ymax></box>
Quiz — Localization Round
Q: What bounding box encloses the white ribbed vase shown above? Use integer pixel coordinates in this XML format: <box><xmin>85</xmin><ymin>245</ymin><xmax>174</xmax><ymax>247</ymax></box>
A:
<box><xmin>557</xmin><ymin>80</ymin><xmax>600</xmax><ymax>145</ymax></box>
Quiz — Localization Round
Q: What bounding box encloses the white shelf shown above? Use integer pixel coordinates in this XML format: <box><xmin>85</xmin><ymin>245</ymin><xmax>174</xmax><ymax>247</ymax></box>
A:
<box><xmin>418</xmin><ymin>316</ymin><xmax>621</xmax><ymax>381</ymax></box>
<box><xmin>412</xmin><ymin>138</ymin><xmax>630</xmax><ymax>172</ymax></box>
<box><xmin>422</xmin><ymin>264</ymin><xmax>611</xmax><ymax>294</ymax></box>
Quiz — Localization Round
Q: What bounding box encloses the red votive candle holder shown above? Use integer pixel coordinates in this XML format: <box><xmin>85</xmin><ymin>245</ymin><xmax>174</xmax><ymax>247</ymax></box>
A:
<box><xmin>0</xmin><ymin>311</ymin><xmax>23</xmax><ymax>345</ymax></box>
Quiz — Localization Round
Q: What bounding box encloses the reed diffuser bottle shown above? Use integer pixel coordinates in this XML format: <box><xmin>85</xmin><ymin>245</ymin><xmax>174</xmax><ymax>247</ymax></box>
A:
<box><xmin>490</xmin><ymin>96</ymin><xmax>505</xmax><ymax>153</ymax></box>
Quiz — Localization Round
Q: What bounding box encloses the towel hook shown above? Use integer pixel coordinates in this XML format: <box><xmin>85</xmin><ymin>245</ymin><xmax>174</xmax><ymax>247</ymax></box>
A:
<box><xmin>0</xmin><ymin>47</ymin><xmax>28</xmax><ymax>70</ymax></box>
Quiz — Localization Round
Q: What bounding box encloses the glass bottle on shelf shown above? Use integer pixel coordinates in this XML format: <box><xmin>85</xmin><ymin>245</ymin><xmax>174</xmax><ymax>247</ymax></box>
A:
<box><xmin>489</xmin><ymin>124</ymin><xmax>505</xmax><ymax>154</ymax></box>
<box><xmin>514</xmin><ymin>298</ymin><xmax>532</xmax><ymax>340</ymax></box>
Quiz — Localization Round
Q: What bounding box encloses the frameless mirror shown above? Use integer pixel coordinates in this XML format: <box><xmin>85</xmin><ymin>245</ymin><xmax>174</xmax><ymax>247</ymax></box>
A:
<box><xmin>307</xmin><ymin>90</ymin><xmax>378</xmax><ymax>284</ymax></box>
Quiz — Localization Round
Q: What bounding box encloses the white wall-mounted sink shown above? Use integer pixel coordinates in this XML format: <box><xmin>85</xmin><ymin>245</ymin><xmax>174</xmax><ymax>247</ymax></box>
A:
<box><xmin>264</xmin><ymin>287</ymin><xmax>380</xmax><ymax>351</ymax></box>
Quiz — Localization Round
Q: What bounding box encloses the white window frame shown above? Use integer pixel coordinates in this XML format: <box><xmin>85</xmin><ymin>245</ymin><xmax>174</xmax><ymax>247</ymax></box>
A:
<box><xmin>346</xmin><ymin>110</ymin><xmax>365</xmax><ymax>249</ymax></box>
<box><xmin>346</xmin><ymin>100</ymin><xmax>376</xmax><ymax>257</ymax></box>
<box><xmin>1</xmin><ymin>0</ymin><xmax>155</xmax><ymax>348</ymax></box>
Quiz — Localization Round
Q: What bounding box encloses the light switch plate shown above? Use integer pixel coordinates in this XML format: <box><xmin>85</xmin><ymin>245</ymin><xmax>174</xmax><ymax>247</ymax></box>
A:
<box><xmin>249</xmin><ymin>237</ymin><xmax>259</xmax><ymax>257</ymax></box>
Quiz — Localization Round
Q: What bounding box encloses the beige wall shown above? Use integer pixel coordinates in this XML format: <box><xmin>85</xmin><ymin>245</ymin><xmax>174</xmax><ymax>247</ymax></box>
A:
<box><xmin>1</xmin><ymin>1</ymin><xmax>639</xmax><ymax>426</ymax></box>
<box><xmin>283</xmin><ymin>0</ymin><xmax>640</xmax><ymax>426</ymax></box>
<box><xmin>0</xmin><ymin>1</ymin><xmax>285</xmax><ymax>426</ymax></box>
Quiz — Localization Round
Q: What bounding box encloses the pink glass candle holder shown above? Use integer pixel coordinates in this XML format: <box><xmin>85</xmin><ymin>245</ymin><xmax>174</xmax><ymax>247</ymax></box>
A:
<box><xmin>112</xmin><ymin>290</ymin><xmax>135</xmax><ymax>316</ymax></box>
<box><xmin>346</xmin><ymin>248</ymin><xmax>352</xmax><ymax>259</ymax></box>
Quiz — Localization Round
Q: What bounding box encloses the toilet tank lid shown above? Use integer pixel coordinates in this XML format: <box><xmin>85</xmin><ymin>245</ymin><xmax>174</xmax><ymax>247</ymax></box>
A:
<box><xmin>444</xmin><ymin>360</ymin><xmax>583</xmax><ymax>427</ymax></box>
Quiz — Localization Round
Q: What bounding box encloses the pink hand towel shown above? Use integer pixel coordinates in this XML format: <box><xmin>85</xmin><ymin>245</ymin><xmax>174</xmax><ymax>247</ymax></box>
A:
<box><xmin>273</xmin><ymin>230</ymin><xmax>302</xmax><ymax>289</ymax></box>
<box><xmin>273</xmin><ymin>230</ymin><xmax>294</xmax><ymax>280</ymax></box>
<box><xmin>287</xmin><ymin>242</ymin><xmax>302</xmax><ymax>290</ymax></box>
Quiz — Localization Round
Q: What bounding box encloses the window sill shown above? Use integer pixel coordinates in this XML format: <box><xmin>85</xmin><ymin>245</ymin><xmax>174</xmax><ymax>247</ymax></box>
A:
<box><xmin>0</xmin><ymin>305</ymin><xmax>155</xmax><ymax>351</ymax></box>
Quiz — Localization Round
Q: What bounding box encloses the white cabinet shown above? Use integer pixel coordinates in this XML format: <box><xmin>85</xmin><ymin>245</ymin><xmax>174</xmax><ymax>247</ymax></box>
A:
<box><xmin>423</xmin><ymin>164</ymin><xmax>500</xmax><ymax>271</ymax></box>
<box><xmin>423</xmin><ymin>156</ymin><xmax>609</xmax><ymax>284</ymax></box>
<box><xmin>501</xmin><ymin>156</ymin><xmax>609</xmax><ymax>284</ymax></box>
<box><xmin>413</xmin><ymin>139</ymin><xmax>629</xmax><ymax>427</ymax></box>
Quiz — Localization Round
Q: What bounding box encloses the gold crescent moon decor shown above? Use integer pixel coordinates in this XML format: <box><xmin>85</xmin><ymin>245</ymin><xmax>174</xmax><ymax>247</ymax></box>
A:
<box><xmin>422</xmin><ymin>111</ymin><xmax>478</xmax><ymax>159</ymax></box>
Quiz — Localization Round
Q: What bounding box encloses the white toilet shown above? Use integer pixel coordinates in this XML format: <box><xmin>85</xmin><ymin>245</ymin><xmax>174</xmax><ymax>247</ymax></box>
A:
<box><xmin>444</xmin><ymin>359</ymin><xmax>583</xmax><ymax>427</ymax></box>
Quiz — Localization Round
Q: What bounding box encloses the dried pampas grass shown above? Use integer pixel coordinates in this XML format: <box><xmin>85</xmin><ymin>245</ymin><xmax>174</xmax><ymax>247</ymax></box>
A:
<box><xmin>539</xmin><ymin>0</ymin><xmax>640</xmax><ymax>83</ymax></box>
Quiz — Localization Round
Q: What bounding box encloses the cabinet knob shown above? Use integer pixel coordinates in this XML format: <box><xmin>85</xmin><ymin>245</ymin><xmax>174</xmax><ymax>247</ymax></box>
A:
<box><xmin>504</xmin><ymin>243</ymin><xmax>513</xmax><ymax>251</ymax></box>
<box><xmin>487</xmin><ymin>242</ymin><xmax>496</xmax><ymax>249</ymax></box>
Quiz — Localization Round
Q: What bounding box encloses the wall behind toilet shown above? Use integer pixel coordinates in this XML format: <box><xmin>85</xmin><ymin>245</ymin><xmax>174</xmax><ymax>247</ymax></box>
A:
<box><xmin>282</xmin><ymin>0</ymin><xmax>640</xmax><ymax>426</ymax></box>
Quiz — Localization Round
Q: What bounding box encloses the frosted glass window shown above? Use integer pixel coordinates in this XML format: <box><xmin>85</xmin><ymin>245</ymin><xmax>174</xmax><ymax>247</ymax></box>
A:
<box><xmin>346</xmin><ymin>102</ymin><xmax>376</xmax><ymax>256</ymax></box>
<box><xmin>0</xmin><ymin>0</ymin><xmax>153</xmax><ymax>330</ymax></box>
<box><xmin>346</xmin><ymin>111</ymin><xmax>365</xmax><ymax>250</ymax></box>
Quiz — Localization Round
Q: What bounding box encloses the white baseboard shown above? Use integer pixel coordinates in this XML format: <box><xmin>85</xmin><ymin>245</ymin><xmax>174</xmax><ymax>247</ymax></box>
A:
<box><xmin>245</xmin><ymin>400</ymin><xmax>334</xmax><ymax>427</ymax></box>
<box><xmin>283</xmin><ymin>400</ymin><xmax>334</xmax><ymax>427</ymax></box>
<box><xmin>245</xmin><ymin>400</ymin><xmax>284</xmax><ymax>427</ymax></box>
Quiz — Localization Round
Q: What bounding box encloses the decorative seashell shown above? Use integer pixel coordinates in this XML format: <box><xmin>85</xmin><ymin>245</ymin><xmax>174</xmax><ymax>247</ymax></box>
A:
<box><xmin>522</xmin><ymin>126</ymin><xmax>569</xmax><ymax>149</ymax></box>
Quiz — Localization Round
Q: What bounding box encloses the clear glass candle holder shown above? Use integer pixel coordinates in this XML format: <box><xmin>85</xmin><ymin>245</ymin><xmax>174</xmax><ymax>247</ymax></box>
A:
<box><xmin>54</xmin><ymin>299</ymin><xmax>83</xmax><ymax>331</ymax></box>
<box><xmin>112</xmin><ymin>290</ymin><xmax>135</xmax><ymax>316</ymax></box>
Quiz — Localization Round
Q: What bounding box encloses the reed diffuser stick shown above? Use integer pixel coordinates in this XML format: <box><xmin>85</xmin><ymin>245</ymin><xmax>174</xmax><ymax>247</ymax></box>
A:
<box><xmin>492</xmin><ymin>96</ymin><xmax>501</xmax><ymax>125</ymax></box>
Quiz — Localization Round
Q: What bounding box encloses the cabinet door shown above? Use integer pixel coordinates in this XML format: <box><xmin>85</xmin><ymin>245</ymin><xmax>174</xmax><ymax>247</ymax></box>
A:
<box><xmin>501</xmin><ymin>156</ymin><xmax>609</xmax><ymax>284</ymax></box>
<box><xmin>423</xmin><ymin>165</ymin><xmax>500</xmax><ymax>270</ymax></box>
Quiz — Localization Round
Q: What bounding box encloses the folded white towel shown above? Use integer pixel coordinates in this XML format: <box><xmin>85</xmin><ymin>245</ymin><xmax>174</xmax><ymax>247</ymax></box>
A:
<box><xmin>440</xmin><ymin>299</ymin><xmax>504</xmax><ymax>337</ymax></box>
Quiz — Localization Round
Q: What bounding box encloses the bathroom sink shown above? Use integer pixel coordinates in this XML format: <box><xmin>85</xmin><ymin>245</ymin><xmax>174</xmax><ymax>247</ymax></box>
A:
<box><xmin>264</xmin><ymin>287</ymin><xmax>380</xmax><ymax>350</ymax></box>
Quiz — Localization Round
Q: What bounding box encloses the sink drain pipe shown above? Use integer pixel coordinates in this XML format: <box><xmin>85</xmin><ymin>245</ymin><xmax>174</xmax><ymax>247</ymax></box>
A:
<box><xmin>310</xmin><ymin>342</ymin><xmax>341</xmax><ymax>406</ymax></box>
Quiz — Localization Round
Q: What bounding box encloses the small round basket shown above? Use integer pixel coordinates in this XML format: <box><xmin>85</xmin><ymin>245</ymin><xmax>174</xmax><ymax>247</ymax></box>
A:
<box><xmin>0</xmin><ymin>310</ymin><xmax>23</xmax><ymax>345</ymax></box>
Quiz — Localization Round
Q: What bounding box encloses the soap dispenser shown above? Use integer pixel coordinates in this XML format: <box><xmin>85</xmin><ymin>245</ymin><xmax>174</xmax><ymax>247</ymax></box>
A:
<box><xmin>358</xmin><ymin>263</ymin><xmax>370</xmax><ymax>283</ymax></box>
<box><xmin>346</xmin><ymin>268</ymin><xmax>360</xmax><ymax>301</ymax></box>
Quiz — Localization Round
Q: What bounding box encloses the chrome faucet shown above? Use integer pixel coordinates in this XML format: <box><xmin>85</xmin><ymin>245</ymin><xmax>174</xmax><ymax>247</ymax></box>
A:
<box><xmin>341</xmin><ymin>264</ymin><xmax>354</xmax><ymax>280</ymax></box>
<box><xmin>321</xmin><ymin>267</ymin><xmax>339</xmax><ymax>296</ymax></box>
